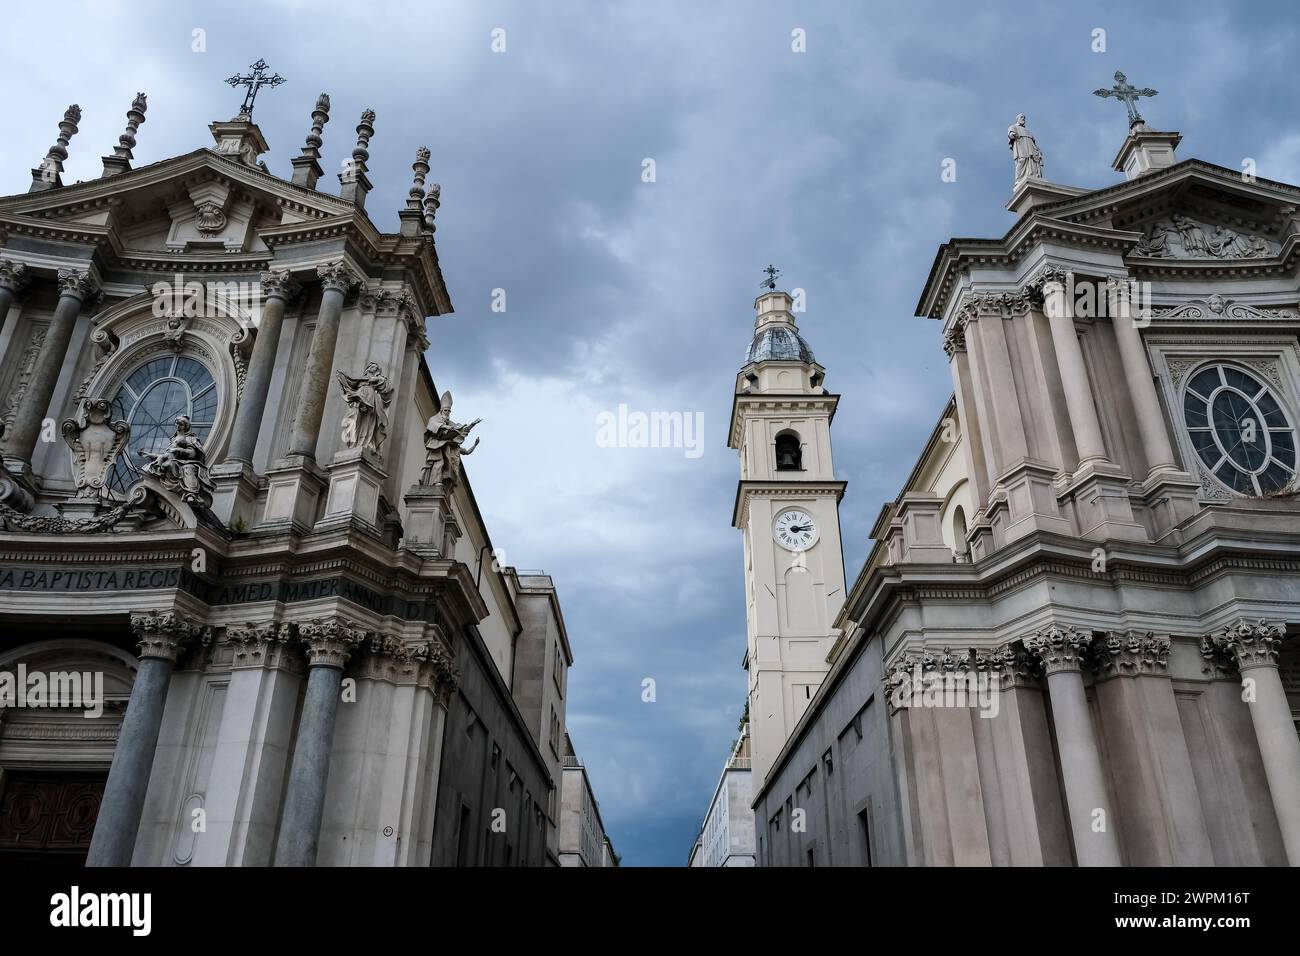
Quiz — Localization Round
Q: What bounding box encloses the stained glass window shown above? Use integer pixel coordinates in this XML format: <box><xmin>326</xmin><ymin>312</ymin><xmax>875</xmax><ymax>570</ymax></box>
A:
<box><xmin>106</xmin><ymin>354</ymin><xmax>217</xmax><ymax>495</ymax></box>
<box><xmin>1182</xmin><ymin>362</ymin><xmax>1296</xmax><ymax>497</ymax></box>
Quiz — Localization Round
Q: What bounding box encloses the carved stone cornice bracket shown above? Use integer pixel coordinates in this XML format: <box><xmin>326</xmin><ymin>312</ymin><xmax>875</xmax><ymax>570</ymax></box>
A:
<box><xmin>980</xmin><ymin>643</ymin><xmax>1042</xmax><ymax>689</ymax></box>
<box><xmin>0</xmin><ymin>260</ymin><xmax>32</xmax><ymax>296</ymax></box>
<box><xmin>226</xmin><ymin>622</ymin><xmax>297</xmax><ymax>670</ymax></box>
<box><xmin>1023</xmin><ymin>624</ymin><xmax>1092</xmax><ymax>675</ymax></box>
<box><xmin>1208</xmin><ymin>619</ymin><xmax>1286</xmax><ymax>672</ymax></box>
<box><xmin>130</xmin><ymin>608</ymin><xmax>205</xmax><ymax>663</ymax></box>
<box><xmin>941</xmin><ymin>317</ymin><xmax>967</xmax><ymax>359</ymax></box>
<box><xmin>1091</xmin><ymin>630</ymin><xmax>1171</xmax><ymax>680</ymax></box>
<box><xmin>295</xmin><ymin>616</ymin><xmax>369</xmax><ymax>669</ymax></box>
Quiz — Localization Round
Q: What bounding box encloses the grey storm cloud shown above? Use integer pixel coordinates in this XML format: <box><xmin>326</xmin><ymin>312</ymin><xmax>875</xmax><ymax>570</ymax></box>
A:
<box><xmin>4</xmin><ymin>0</ymin><xmax>1296</xmax><ymax>864</ymax></box>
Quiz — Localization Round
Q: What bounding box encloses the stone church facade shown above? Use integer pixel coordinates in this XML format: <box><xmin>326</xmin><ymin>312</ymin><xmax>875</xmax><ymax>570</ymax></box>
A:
<box><xmin>750</xmin><ymin>106</ymin><xmax>1300</xmax><ymax>866</ymax></box>
<box><xmin>0</xmin><ymin>87</ymin><xmax>585</xmax><ymax>866</ymax></box>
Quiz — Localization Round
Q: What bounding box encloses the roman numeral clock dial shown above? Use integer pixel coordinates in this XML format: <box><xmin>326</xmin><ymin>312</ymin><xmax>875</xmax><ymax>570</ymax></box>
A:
<box><xmin>772</xmin><ymin>508</ymin><xmax>819</xmax><ymax>551</ymax></box>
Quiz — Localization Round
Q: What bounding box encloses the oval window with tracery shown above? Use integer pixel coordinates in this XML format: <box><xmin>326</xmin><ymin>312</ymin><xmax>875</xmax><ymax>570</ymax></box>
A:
<box><xmin>1182</xmin><ymin>362</ymin><xmax>1296</xmax><ymax>496</ymax></box>
<box><xmin>106</xmin><ymin>354</ymin><xmax>217</xmax><ymax>494</ymax></box>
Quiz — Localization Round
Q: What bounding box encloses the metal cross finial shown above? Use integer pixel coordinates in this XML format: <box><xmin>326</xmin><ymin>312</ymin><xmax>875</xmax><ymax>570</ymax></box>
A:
<box><xmin>1092</xmin><ymin>70</ymin><xmax>1158</xmax><ymax>128</ymax></box>
<box><xmin>760</xmin><ymin>264</ymin><xmax>781</xmax><ymax>290</ymax></box>
<box><xmin>225</xmin><ymin>58</ymin><xmax>286</xmax><ymax>118</ymax></box>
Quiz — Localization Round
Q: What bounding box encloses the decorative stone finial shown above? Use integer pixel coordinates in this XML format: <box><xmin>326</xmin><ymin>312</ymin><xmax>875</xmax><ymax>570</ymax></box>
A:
<box><xmin>339</xmin><ymin>110</ymin><xmax>376</xmax><ymax>208</ymax></box>
<box><xmin>423</xmin><ymin>182</ymin><xmax>441</xmax><ymax>234</ymax></box>
<box><xmin>30</xmin><ymin>104</ymin><xmax>82</xmax><ymax>192</ymax></box>
<box><xmin>102</xmin><ymin>92</ymin><xmax>148</xmax><ymax>178</ymax></box>
<box><xmin>409</xmin><ymin>147</ymin><xmax>430</xmax><ymax>210</ymax></box>
<box><xmin>291</xmin><ymin>93</ymin><xmax>332</xmax><ymax>189</ymax></box>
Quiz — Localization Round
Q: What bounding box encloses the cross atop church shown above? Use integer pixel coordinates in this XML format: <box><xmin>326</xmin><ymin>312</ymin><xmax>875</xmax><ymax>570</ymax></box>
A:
<box><xmin>760</xmin><ymin>264</ymin><xmax>782</xmax><ymax>291</ymax></box>
<box><xmin>225</xmin><ymin>59</ymin><xmax>286</xmax><ymax>118</ymax></box>
<box><xmin>1093</xmin><ymin>70</ymin><xmax>1157</xmax><ymax>128</ymax></box>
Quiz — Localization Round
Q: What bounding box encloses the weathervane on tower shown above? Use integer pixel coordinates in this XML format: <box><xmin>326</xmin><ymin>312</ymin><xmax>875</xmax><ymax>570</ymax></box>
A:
<box><xmin>760</xmin><ymin>264</ymin><xmax>782</xmax><ymax>291</ymax></box>
<box><xmin>225</xmin><ymin>59</ymin><xmax>286</xmax><ymax>118</ymax></box>
<box><xmin>1093</xmin><ymin>70</ymin><xmax>1158</xmax><ymax>128</ymax></box>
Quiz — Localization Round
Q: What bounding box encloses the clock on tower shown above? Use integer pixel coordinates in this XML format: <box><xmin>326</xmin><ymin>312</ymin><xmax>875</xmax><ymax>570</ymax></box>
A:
<box><xmin>728</xmin><ymin>275</ymin><xmax>848</xmax><ymax>790</ymax></box>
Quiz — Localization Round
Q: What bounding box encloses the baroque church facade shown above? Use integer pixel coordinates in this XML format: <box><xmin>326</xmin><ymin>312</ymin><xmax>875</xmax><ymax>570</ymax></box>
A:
<box><xmin>742</xmin><ymin>87</ymin><xmax>1300</xmax><ymax>866</ymax></box>
<box><xmin>0</xmin><ymin>78</ymin><xmax>595</xmax><ymax>867</ymax></box>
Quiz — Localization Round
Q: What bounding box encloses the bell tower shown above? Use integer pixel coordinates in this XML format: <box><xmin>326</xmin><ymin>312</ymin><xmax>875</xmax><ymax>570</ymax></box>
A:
<box><xmin>728</xmin><ymin>275</ymin><xmax>847</xmax><ymax>789</ymax></box>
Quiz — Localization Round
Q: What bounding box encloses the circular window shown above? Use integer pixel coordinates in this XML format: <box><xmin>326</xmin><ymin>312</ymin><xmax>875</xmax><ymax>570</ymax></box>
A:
<box><xmin>1182</xmin><ymin>363</ymin><xmax>1296</xmax><ymax>496</ymax></box>
<box><xmin>106</xmin><ymin>354</ymin><xmax>217</xmax><ymax>495</ymax></box>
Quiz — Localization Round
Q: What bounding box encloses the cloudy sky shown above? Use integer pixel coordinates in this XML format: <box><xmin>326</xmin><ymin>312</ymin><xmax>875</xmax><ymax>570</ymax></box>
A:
<box><xmin>4</xmin><ymin>0</ymin><xmax>1297</xmax><ymax>865</ymax></box>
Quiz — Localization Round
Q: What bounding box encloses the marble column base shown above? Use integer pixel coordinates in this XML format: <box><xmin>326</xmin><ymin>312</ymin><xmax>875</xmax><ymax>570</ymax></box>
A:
<box><xmin>317</xmin><ymin>447</ymin><xmax>387</xmax><ymax>532</ymax></box>
<box><xmin>1056</xmin><ymin>460</ymin><xmax>1147</xmax><ymax>543</ymax></box>
<box><xmin>992</xmin><ymin>460</ymin><xmax>1073</xmax><ymax>544</ymax></box>
<box><xmin>1139</xmin><ymin>468</ymin><xmax>1202</xmax><ymax>542</ymax></box>
<box><xmin>260</xmin><ymin>455</ymin><xmax>327</xmax><ymax>534</ymax></box>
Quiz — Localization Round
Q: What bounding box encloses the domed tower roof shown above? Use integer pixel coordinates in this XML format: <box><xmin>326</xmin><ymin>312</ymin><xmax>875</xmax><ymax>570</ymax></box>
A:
<box><xmin>744</xmin><ymin>324</ymin><xmax>815</xmax><ymax>365</ymax></box>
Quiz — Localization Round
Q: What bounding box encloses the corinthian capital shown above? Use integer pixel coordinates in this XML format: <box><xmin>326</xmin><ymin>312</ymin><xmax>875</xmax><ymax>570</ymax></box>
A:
<box><xmin>258</xmin><ymin>269</ymin><xmax>301</xmax><ymax>302</ymax></box>
<box><xmin>1211</xmin><ymin>619</ymin><xmax>1286</xmax><ymax>671</ymax></box>
<box><xmin>130</xmin><ymin>609</ymin><xmax>204</xmax><ymax>663</ymax></box>
<box><xmin>295</xmin><ymin>616</ymin><xmax>368</xmax><ymax>669</ymax></box>
<box><xmin>1023</xmin><ymin>624</ymin><xmax>1091</xmax><ymax>675</ymax></box>
<box><xmin>0</xmin><ymin>260</ymin><xmax>31</xmax><ymax>294</ymax></box>
<box><xmin>317</xmin><ymin>260</ymin><xmax>360</xmax><ymax>294</ymax></box>
<box><xmin>1091</xmin><ymin>630</ymin><xmax>1171</xmax><ymax>679</ymax></box>
<box><xmin>56</xmin><ymin>268</ymin><xmax>99</xmax><ymax>302</ymax></box>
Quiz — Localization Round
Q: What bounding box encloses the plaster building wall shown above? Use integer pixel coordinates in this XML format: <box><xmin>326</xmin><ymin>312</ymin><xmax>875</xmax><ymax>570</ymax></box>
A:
<box><xmin>558</xmin><ymin>736</ymin><xmax>615</xmax><ymax>866</ymax></box>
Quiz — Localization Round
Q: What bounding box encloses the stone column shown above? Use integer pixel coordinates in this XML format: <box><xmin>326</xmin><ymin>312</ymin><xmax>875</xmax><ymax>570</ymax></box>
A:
<box><xmin>87</xmin><ymin>609</ymin><xmax>200</xmax><ymax>867</ymax></box>
<box><xmin>287</xmin><ymin>261</ymin><xmax>358</xmax><ymax>459</ymax></box>
<box><xmin>1212</xmin><ymin>620</ymin><xmax>1300</xmax><ymax>866</ymax></box>
<box><xmin>225</xmin><ymin>270</ymin><xmax>301</xmax><ymax>464</ymax></box>
<box><xmin>274</xmin><ymin>618</ymin><xmax>364</xmax><ymax>866</ymax></box>
<box><xmin>4</xmin><ymin>268</ymin><xmax>97</xmax><ymax>465</ymax></box>
<box><xmin>1041</xmin><ymin>278</ymin><xmax>1108</xmax><ymax>467</ymax></box>
<box><xmin>1024</xmin><ymin>624</ymin><xmax>1123</xmax><ymax>866</ymax></box>
<box><xmin>1107</xmin><ymin>278</ymin><xmax>1176</xmax><ymax>475</ymax></box>
<box><xmin>0</xmin><ymin>260</ymin><xmax>31</xmax><ymax>337</ymax></box>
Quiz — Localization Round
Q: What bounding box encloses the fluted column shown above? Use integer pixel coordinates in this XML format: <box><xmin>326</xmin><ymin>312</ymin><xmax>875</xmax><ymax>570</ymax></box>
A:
<box><xmin>226</xmin><ymin>270</ymin><xmax>301</xmax><ymax>464</ymax></box>
<box><xmin>87</xmin><ymin>610</ymin><xmax>201</xmax><ymax>867</ymax></box>
<box><xmin>1024</xmin><ymin>624</ymin><xmax>1123</xmax><ymax>866</ymax></box>
<box><xmin>1041</xmin><ymin>278</ymin><xmax>1109</xmax><ymax>467</ymax></box>
<box><xmin>1211</xmin><ymin>620</ymin><xmax>1300</xmax><ymax>865</ymax></box>
<box><xmin>1108</xmin><ymin>278</ymin><xmax>1177</xmax><ymax>475</ymax></box>
<box><xmin>0</xmin><ymin>260</ymin><xmax>31</xmax><ymax>337</ymax></box>
<box><xmin>287</xmin><ymin>262</ymin><xmax>357</xmax><ymax>459</ymax></box>
<box><xmin>4</xmin><ymin>268</ymin><xmax>98</xmax><ymax>465</ymax></box>
<box><xmin>274</xmin><ymin>618</ymin><xmax>364</xmax><ymax>866</ymax></box>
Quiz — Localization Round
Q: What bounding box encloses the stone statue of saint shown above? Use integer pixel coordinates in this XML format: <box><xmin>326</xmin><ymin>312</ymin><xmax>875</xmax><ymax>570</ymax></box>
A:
<box><xmin>1008</xmin><ymin>114</ymin><xmax>1044</xmax><ymax>183</ymax></box>
<box><xmin>337</xmin><ymin>362</ymin><xmax>394</xmax><ymax>453</ymax></box>
<box><xmin>420</xmin><ymin>391</ymin><xmax>480</xmax><ymax>488</ymax></box>
<box><xmin>139</xmin><ymin>415</ymin><xmax>216</xmax><ymax>508</ymax></box>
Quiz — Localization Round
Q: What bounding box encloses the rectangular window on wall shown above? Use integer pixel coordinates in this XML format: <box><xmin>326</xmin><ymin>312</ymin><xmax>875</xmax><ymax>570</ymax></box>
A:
<box><xmin>455</xmin><ymin>804</ymin><xmax>473</xmax><ymax>867</ymax></box>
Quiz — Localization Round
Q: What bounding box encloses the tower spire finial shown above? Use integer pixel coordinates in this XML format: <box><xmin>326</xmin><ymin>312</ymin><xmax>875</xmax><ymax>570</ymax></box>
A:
<box><xmin>30</xmin><ymin>104</ymin><xmax>81</xmax><ymax>192</ymax></box>
<box><xmin>290</xmin><ymin>93</ymin><xmax>331</xmax><ymax>189</ymax></box>
<box><xmin>423</xmin><ymin>182</ymin><xmax>441</xmax><ymax>234</ymax></box>
<box><xmin>398</xmin><ymin>146</ymin><xmax>432</xmax><ymax>236</ymax></box>
<box><xmin>761</xmin><ymin>264</ymin><xmax>781</xmax><ymax>291</ymax></box>
<box><xmin>102</xmin><ymin>93</ymin><xmax>147</xmax><ymax>178</ymax></box>
<box><xmin>224</xmin><ymin>58</ymin><xmax>285</xmax><ymax>119</ymax></box>
<box><xmin>1093</xmin><ymin>69</ymin><xmax>1159</xmax><ymax>128</ymax></box>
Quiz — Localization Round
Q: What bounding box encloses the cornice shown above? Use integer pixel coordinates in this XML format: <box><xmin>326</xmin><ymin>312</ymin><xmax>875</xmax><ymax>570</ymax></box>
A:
<box><xmin>731</xmin><ymin>479</ymin><xmax>848</xmax><ymax>528</ymax></box>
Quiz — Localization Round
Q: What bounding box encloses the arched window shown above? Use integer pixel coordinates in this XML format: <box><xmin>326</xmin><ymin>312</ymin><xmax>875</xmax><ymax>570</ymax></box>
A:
<box><xmin>1183</xmin><ymin>362</ymin><xmax>1296</xmax><ymax>496</ymax></box>
<box><xmin>775</xmin><ymin>431</ymin><xmax>802</xmax><ymax>471</ymax></box>
<box><xmin>106</xmin><ymin>354</ymin><xmax>217</xmax><ymax>495</ymax></box>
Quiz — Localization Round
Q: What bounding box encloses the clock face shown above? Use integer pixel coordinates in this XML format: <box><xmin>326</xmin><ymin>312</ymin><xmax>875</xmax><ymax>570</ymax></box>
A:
<box><xmin>773</xmin><ymin>508</ymin><xmax>819</xmax><ymax>551</ymax></box>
